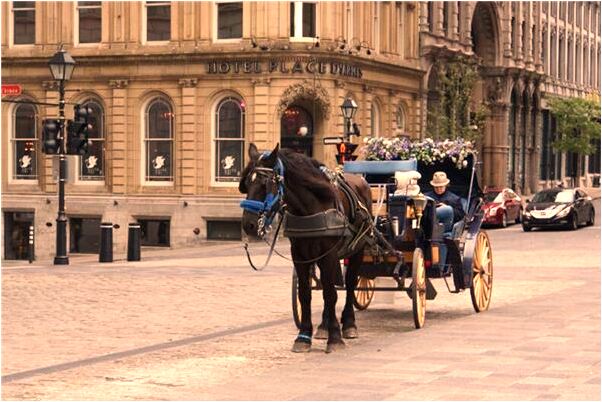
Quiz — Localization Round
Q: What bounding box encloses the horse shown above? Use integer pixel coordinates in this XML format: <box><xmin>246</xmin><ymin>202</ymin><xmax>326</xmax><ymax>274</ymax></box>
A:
<box><xmin>239</xmin><ymin>143</ymin><xmax>373</xmax><ymax>353</ymax></box>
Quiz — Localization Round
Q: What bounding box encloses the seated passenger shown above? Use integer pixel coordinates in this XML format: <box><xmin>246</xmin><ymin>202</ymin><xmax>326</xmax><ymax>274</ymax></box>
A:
<box><xmin>425</xmin><ymin>171</ymin><xmax>465</xmax><ymax>233</ymax></box>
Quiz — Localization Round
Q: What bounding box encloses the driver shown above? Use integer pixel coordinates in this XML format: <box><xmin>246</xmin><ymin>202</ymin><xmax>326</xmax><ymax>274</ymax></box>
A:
<box><xmin>425</xmin><ymin>171</ymin><xmax>465</xmax><ymax>233</ymax></box>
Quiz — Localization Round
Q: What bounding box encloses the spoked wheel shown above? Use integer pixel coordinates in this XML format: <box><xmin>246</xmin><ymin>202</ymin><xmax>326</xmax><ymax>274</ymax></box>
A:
<box><xmin>292</xmin><ymin>266</ymin><xmax>320</xmax><ymax>329</ymax></box>
<box><xmin>411</xmin><ymin>248</ymin><xmax>427</xmax><ymax>329</ymax></box>
<box><xmin>470</xmin><ymin>231</ymin><xmax>493</xmax><ymax>312</ymax></box>
<box><xmin>353</xmin><ymin>276</ymin><xmax>375</xmax><ymax>310</ymax></box>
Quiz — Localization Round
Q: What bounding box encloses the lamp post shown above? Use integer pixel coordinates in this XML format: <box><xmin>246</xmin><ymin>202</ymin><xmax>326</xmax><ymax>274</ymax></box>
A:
<box><xmin>48</xmin><ymin>49</ymin><xmax>75</xmax><ymax>265</ymax></box>
<box><xmin>340</xmin><ymin>98</ymin><xmax>358</xmax><ymax>141</ymax></box>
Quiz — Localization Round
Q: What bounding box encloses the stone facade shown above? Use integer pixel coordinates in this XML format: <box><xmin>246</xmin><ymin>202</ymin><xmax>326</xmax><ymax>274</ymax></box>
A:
<box><xmin>1</xmin><ymin>1</ymin><xmax>600</xmax><ymax>260</ymax></box>
<box><xmin>419</xmin><ymin>1</ymin><xmax>601</xmax><ymax>194</ymax></box>
<box><xmin>1</xmin><ymin>1</ymin><xmax>422</xmax><ymax>259</ymax></box>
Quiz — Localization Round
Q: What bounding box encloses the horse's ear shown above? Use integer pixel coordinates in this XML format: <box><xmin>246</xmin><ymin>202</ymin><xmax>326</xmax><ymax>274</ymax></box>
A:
<box><xmin>248</xmin><ymin>143</ymin><xmax>260</xmax><ymax>161</ymax></box>
<box><xmin>264</xmin><ymin>143</ymin><xmax>280</xmax><ymax>167</ymax></box>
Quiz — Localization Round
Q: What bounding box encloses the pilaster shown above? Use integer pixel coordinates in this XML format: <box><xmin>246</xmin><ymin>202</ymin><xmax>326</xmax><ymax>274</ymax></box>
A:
<box><xmin>108</xmin><ymin>79</ymin><xmax>129</xmax><ymax>194</ymax></box>
<box><xmin>178</xmin><ymin>78</ymin><xmax>199</xmax><ymax>195</ymax></box>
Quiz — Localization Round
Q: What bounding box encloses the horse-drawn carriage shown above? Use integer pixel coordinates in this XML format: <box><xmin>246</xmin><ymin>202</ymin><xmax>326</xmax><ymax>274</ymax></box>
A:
<box><xmin>291</xmin><ymin>154</ymin><xmax>493</xmax><ymax>330</ymax></box>
<box><xmin>240</xmin><ymin>143</ymin><xmax>492</xmax><ymax>352</ymax></box>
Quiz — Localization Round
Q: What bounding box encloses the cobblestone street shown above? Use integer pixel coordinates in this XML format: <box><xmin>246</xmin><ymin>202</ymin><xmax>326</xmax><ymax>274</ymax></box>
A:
<box><xmin>2</xmin><ymin>204</ymin><xmax>600</xmax><ymax>400</ymax></box>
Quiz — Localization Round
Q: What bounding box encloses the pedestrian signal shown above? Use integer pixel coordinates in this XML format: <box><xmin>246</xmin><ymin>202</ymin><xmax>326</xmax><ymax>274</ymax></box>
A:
<box><xmin>335</xmin><ymin>142</ymin><xmax>358</xmax><ymax>164</ymax></box>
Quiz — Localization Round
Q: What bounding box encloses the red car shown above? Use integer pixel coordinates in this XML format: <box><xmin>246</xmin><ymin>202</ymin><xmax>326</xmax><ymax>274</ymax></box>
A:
<box><xmin>481</xmin><ymin>188</ymin><xmax>523</xmax><ymax>228</ymax></box>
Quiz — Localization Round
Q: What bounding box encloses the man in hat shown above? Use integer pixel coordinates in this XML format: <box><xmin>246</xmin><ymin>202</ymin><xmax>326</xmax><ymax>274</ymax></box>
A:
<box><xmin>425</xmin><ymin>171</ymin><xmax>465</xmax><ymax>234</ymax></box>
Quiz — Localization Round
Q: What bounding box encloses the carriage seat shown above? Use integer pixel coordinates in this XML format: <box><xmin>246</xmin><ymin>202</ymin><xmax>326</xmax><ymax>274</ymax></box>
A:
<box><xmin>393</xmin><ymin>171</ymin><xmax>422</xmax><ymax>196</ymax></box>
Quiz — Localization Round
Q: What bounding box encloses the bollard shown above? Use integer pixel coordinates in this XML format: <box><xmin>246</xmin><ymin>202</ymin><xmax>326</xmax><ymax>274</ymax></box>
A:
<box><xmin>127</xmin><ymin>223</ymin><xmax>141</xmax><ymax>261</ymax></box>
<box><xmin>99</xmin><ymin>222</ymin><xmax>113</xmax><ymax>263</ymax></box>
<box><xmin>28</xmin><ymin>225</ymin><xmax>34</xmax><ymax>264</ymax></box>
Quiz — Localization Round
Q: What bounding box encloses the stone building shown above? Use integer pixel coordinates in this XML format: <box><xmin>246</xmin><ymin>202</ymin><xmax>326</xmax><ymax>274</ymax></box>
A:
<box><xmin>1</xmin><ymin>1</ymin><xmax>422</xmax><ymax>259</ymax></box>
<box><xmin>2</xmin><ymin>1</ymin><xmax>600</xmax><ymax>261</ymax></box>
<box><xmin>420</xmin><ymin>1</ymin><xmax>601</xmax><ymax>193</ymax></box>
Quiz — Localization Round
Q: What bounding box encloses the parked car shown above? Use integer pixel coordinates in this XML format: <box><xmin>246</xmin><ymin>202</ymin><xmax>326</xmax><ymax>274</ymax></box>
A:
<box><xmin>522</xmin><ymin>188</ymin><xmax>595</xmax><ymax>231</ymax></box>
<box><xmin>481</xmin><ymin>188</ymin><xmax>523</xmax><ymax>228</ymax></box>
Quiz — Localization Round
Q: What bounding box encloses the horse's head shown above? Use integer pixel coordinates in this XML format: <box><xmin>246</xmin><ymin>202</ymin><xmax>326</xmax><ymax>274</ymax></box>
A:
<box><xmin>239</xmin><ymin>143</ymin><xmax>283</xmax><ymax>238</ymax></box>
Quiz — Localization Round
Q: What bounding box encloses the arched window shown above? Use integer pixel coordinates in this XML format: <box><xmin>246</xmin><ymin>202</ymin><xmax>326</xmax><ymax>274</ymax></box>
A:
<box><xmin>12</xmin><ymin>103</ymin><xmax>37</xmax><ymax>180</ymax></box>
<box><xmin>395</xmin><ymin>105</ymin><xmax>406</xmax><ymax>133</ymax></box>
<box><xmin>214</xmin><ymin>97</ymin><xmax>245</xmax><ymax>183</ymax></box>
<box><xmin>79</xmin><ymin>100</ymin><xmax>104</xmax><ymax>181</ymax></box>
<box><xmin>145</xmin><ymin>98</ymin><xmax>174</xmax><ymax>182</ymax></box>
<box><xmin>370</xmin><ymin>102</ymin><xmax>381</xmax><ymax>137</ymax></box>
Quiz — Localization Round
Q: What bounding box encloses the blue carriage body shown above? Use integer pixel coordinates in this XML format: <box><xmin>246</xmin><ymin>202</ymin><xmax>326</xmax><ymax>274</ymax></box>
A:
<box><xmin>343</xmin><ymin>155</ymin><xmax>485</xmax><ymax>291</ymax></box>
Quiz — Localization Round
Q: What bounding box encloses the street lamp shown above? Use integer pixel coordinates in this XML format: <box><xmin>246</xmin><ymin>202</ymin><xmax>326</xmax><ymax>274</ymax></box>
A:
<box><xmin>48</xmin><ymin>48</ymin><xmax>75</xmax><ymax>265</ymax></box>
<box><xmin>340</xmin><ymin>98</ymin><xmax>358</xmax><ymax>141</ymax></box>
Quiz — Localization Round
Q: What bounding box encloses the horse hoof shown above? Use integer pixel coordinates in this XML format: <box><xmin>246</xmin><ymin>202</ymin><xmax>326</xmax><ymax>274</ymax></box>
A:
<box><xmin>342</xmin><ymin>327</ymin><xmax>358</xmax><ymax>339</ymax></box>
<box><xmin>325</xmin><ymin>340</ymin><xmax>345</xmax><ymax>354</ymax></box>
<box><xmin>314</xmin><ymin>328</ymin><xmax>328</xmax><ymax>339</ymax></box>
<box><xmin>292</xmin><ymin>341</ymin><xmax>311</xmax><ymax>353</ymax></box>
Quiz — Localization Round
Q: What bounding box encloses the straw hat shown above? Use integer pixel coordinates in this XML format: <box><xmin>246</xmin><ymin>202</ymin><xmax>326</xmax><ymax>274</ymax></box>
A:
<box><xmin>430</xmin><ymin>171</ymin><xmax>450</xmax><ymax>187</ymax></box>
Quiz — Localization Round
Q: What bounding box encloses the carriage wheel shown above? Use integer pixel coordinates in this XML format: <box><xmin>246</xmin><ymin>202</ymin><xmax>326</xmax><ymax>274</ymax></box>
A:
<box><xmin>353</xmin><ymin>276</ymin><xmax>375</xmax><ymax>310</ymax></box>
<box><xmin>291</xmin><ymin>267</ymin><xmax>320</xmax><ymax>329</ymax></box>
<box><xmin>470</xmin><ymin>231</ymin><xmax>493</xmax><ymax>313</ymax></box>
<box><xmin>412</xmin><ymin>248</ymin><xmax>427</xmax><ymax>329</ymax></box>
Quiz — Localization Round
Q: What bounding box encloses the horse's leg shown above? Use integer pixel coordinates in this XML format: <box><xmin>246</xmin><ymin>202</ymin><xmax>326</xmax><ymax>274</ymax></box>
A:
<box><xmin>292</xmin><ymin>262</ymin><xmax>313</xmax><ymax>353</ymax></box>
<box><xmin>315</xmin><ymin>262</ymin><xmax>331</xmax><ymax>340</ymax></box>
<box><xmin>341</xmin><ymin>252</ymin><xmax>362</xmax><ymax>338</ymax></box>
<box><xmin>318</xmin><ymin>254</ymin><xmax>344</xmax><ymax>353</ymax></box>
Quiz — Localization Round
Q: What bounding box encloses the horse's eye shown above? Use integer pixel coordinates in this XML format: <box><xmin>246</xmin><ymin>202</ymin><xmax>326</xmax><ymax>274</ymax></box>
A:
<box><xmin>251</xmin><ymin>172</ymin><xmax>257</xmax><ymax>182</ymax></box>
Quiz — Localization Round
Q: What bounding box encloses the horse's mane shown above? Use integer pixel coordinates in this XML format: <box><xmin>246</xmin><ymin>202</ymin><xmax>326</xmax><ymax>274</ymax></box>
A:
<box><xmin>279</xmin><ymin>149</ymin><xmax>336</xmax><ymax>204</ymax></box>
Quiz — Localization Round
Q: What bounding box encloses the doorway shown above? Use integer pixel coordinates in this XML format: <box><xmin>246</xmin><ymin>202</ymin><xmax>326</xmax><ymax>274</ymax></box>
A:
<box><xmin>280</xmin><ymin>105</ymin><xmax>314</xmax><ymax>157</ymax></box>
<box><xmin>3</xmin><ymin>211</ymin><xmax>34</xmax><ymax>260</ymax></box>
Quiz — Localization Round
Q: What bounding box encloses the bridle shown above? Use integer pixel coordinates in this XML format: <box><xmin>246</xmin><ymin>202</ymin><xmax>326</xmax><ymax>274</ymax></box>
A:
<box><xmin>239</xmin><ymin>154</ymin><xmax>286</xmax><ymax>238</ymax></box>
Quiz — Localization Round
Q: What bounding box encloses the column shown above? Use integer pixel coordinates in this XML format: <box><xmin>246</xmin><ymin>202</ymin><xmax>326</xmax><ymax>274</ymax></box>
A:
<box><xmin>535</xmin><ymin>2</ymin><xmax>543</xmax><ymax>71</ymax></box>
<box><xmin>108</xmin><ymin>79</ymin><xmax>128</xmax><ymax>194</ymax></box>
<box><xmin>450</xmin><ymin>2</ymin><xmax>459</xmax><ymax>41</ymax></box>
<box><xmin>419</xmin><ymin>1</ymin><xmax>429</xmax><ymax>33</ymax></box>
<box><xmin>503</xmin><ymin>3</ymin><xmax>513</xmax><ymax>57</ymax></box>
<box><xmin>434</xmin><ymin>1</ymin><xmax>444</xmax><ymax>37</ymax></box>
<box><xmin>525</xmin><ymin>2</ymin><xmax>533</xmax><ymax>65</ymax></box>
<box><xmin>178</xmin><ymin>78</ymin><xmax>198</xmax><ymax>195</ymax></box>
<box><xmin>516</xmin><ymin>2</ymin><xmax>524</xmax><ymax>62</ymax></box>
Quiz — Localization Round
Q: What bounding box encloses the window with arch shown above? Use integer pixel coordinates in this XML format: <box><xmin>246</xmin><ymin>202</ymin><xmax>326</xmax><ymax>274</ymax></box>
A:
<box><xmin>79</xmin><ymin>100</ymin><xmax>104</xmax><ymax>181</ymax></box>
<box><xmin>370</xmin><ymin>102</ymin><xmax>381</xmax><ymax>137</ymax></box>
<box><xmin>214</xmin><ymin>97</ymin><xmax>245</xmax><ymax>183</ymax></box>
<box><xmin>12</xmin><ymin>103</ymin><xmax>37</xmax><ymax>180</ymax></box>
<box><xmin>395</xmin><ymin>105</ymin><xmax>406</xmax><ymax>133</ymax></box>
<box><xmin>145</xmin><ymin>98</ymin><xmax>174</xmax><ymax>182</ymax></box>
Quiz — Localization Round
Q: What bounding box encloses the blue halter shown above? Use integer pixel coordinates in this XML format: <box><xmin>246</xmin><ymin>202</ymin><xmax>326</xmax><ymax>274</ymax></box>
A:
<box><xmin>240</xmin><ymin>152</ymin><xmax>286</xmax><ymax>231</ymax></box>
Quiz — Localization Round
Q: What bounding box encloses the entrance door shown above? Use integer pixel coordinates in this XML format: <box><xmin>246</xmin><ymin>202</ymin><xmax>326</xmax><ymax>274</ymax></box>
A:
<box><xmin>3</xmin><ymin>211</ymin><xmax>34</xmax><ymax>260</ymax></box>
<box><xmin>280</xmin><ymin>105</ymin><xmax>314</xmax><ymax>157</ymax></box>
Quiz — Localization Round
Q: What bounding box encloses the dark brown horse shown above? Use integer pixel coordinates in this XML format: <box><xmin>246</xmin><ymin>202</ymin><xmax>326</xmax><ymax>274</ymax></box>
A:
<box><xmin>239</xmin><ymin>143</ymin><xmax>372</xmax><ymax>353</ymax></box>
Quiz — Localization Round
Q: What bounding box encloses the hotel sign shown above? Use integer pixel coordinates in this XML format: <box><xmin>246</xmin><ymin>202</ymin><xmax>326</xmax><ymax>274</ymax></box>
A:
<box><xmin>206</xmin><ymin>57</ymin><xmax>363</xmax><ymax>79</ymax></box>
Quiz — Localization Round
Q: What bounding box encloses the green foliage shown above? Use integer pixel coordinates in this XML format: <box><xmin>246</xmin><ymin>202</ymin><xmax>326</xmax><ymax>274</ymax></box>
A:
<box><xmin>548</xmin><ymin>96</ymin><xmax>601</xmax><ymax>156</ymax></box>
<box><xmin>427</xmin><ymin>57</ymin><xmax>489</xmax><ymax>143</ymax></box>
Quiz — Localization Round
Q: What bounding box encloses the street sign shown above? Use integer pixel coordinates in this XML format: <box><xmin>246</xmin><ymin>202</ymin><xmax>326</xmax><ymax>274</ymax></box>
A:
<box><xmin>1</xmin><ymin>84</ymin><xmax>22</xmax><ymax>97</ymax></box>
<box><xmin>323</xmin><ymin>136</ymin><xmax>344</xmax><ymax>145</ymax></box>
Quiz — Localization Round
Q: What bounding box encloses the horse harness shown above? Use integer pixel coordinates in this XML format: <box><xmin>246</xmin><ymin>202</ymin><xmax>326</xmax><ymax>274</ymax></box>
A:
<box><xmin>240</xmin><ymin>154</ymin><xmax>377</xmax><ymax>268</ymax></box>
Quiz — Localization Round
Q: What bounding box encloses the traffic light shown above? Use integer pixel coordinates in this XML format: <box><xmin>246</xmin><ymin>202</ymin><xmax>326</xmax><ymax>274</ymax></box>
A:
<box><xmin>41</xmin><ymin>119</ymin><xmax>61</xmax><ymax>154</ymax></box>
<box><xmin>67</xmin><ymin>105</ymin><xmax>93</xmax><ymax>155</ymax></box>
<box><xmin>335</xmin><ymin>142</ymin><xmax>358</xmax><ymax>164</ymax></box>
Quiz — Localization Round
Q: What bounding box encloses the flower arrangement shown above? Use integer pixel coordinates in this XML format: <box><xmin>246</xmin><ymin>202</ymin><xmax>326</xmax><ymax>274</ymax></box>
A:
<box><xmin>361</xmin><ymin>137</ymin><xmax>475</xmax><ymax>169</ymax></box>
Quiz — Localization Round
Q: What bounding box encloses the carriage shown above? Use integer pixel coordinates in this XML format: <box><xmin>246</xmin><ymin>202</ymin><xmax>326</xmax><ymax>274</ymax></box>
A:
<box><xmin>291</xmin><ymin>154</ymin><xmax>493</xmax><ymax>329</ymax></box>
